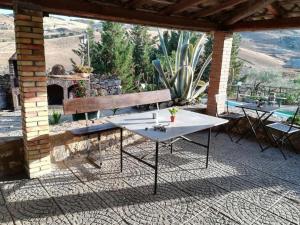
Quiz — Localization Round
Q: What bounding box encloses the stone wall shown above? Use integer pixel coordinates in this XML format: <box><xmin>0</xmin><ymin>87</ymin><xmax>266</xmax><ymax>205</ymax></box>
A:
<box><xmin>1</xmin><ymin>114</ymin><xmax>299</xmax><ymax>178</ymax></box>
<box><xmin>0</xmin><ymin>126</ymin><xmax>143</xmax><ymax>178</ymax></box>
<box><xmin>0</xmin><ymin>74</ymin><xmax>11</xmax><ymax>91</ymax></box>
<box><xmin>0</xmin><ymin>137</ymin><xmax>24</xmax><ymax>177</ymax></box>
<box><xmin>0</xmin><ymin>74</ymin><xmax>11</xmax><ymax>109</ymax></box>
<box><xmin>226</xmin><ymin>117</ymin><xmax>300</xmax><ymax>153</ymax></box>
<box><xmin>90</xmin><ymin>74</ymin><xmax>121</xmax><ymax>96</ymax></box>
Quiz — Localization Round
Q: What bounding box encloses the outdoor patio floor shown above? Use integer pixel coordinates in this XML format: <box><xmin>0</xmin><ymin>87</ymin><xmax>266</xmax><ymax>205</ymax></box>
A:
<box><xmin>1</xmin><ymin>132</ymin><xmax>300</xmax><ymax>225</ymax></box>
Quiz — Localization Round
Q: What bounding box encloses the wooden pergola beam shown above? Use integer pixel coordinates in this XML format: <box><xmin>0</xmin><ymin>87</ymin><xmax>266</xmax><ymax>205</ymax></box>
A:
<box><xmin>193</xmin><ymin>0</ymin><xmax>246</xmax><ymax>18</ymax></box>
<box><xmin>160</xmin><ymin>0</ymin><xmax>207</xmax><ymax>16</ymax></box>
<box><xmin>225</xmin><ymin>0</ymin><xmax>276</xmax><ymax>25</ymax></box>
<box><xmin>3</xmin><ymin>0</ymin><xmax>216</xmax><ymax>32</ymax></box>
<box><xmin>229</xmin><ymin>17</ymin><xmax>300</xmax><ymax>31</ymax></box>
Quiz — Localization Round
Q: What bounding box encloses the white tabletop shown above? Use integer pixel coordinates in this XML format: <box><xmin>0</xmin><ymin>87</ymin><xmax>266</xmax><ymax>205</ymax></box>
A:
<box><xmin>106</xmin><ymin>108</ymin><xmax>228</xmax><ymax>142</ymax></box>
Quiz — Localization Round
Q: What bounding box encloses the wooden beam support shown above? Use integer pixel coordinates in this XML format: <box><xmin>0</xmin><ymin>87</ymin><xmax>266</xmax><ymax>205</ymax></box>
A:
<box><xmin>160</xmin><ymin>0</ymin><xmax>207</xmax><ymax>15</ymax></box>
<box><xmin>229</xmin><ymin>17</ymin><xmax>300</xmax><ymax>31</ymax></box>
<box><xmin>225</xmin><ymin>0</ymin><xmax>276</xmax><ymax>25</ymax></box>
<box><xmin>193</xmin><ymin>0</ymin><xmax>246</xmax><ymax>18</ymax></box>
<box><xmin>6</xmin><ymin>0</ymin><xmax>216</xmax><ymax>32</ymax></box>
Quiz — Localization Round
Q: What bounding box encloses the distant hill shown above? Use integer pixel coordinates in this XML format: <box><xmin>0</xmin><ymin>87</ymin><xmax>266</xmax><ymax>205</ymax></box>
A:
<box><xmin>239</xmin><ymin>31</ymin><xmax>300</xmax><ymax>72</ymax></box>
<box><xmin>0</xmin><ymin>14</ymin><xmax>299</xmax><ymax>74</ymax></box>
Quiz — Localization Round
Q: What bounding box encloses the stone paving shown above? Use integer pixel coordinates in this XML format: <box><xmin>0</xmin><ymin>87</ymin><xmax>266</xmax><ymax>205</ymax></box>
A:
<box><xmin>1</xmin><ymin>131</ymin><xmax>300</xmax><ymax>225</ymax></box>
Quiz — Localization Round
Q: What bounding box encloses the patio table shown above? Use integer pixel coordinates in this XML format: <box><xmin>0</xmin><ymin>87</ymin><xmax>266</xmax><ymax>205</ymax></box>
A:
<box><xmin>235</xmin><ymin>103</ymin><xmax>279</xmax><ymax>150</ymax></box>
<box><xmin>107</xmin><ymin>108</ymin><xmax>227</xmax><ymax>194</ymax></box>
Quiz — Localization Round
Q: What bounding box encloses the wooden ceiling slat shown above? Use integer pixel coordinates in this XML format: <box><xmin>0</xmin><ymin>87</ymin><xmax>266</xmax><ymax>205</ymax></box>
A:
<box><xmin>7</xmin><ymin>0</ymin><xmax>216</xmax><ymax>31</ymax></box>
<box><xmin>160</xmin><ymin>0</ymin><xmax>208</xmax><ymax>15</ymax></box>
<box><xmin>2</xmin><ymin>0</ymin><xmax>300</xmax><ymax>32</ymax></box>
<box><xmin>193</xmin><ymin>0</ymin><xmax>246</xmax><ymax>18</ymax></box>
<box><xmin>225</xmin><ymin>0</ymin><xmax>276</xmax><ymax>25</ymax></box>
<box><xmin>229</xmin><ymin>16</ymin><xmax>300</xmax><ymax>31</ymax></box>
<box><xmin>124</xmin><ymin>0</ymin><xmax>147</xmax><ymax>9</ymax></box>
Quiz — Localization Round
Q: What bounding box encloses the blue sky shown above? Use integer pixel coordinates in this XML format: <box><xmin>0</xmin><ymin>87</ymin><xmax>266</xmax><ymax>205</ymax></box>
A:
<box><xmin>0</xmin><ymin>9</ymin><xmax>12</xmax><ymax>14</ymax></box>
<box><xmin>0</xmin><ymin>8</ymin><xmax>88</xmax><ymax>21</ymax></box>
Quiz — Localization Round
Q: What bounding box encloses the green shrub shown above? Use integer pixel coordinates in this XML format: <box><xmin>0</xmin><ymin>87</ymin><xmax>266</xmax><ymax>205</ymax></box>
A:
<box><xmin>49</xmin><ymin>111</ymin><xmax>61</xmax><ymax>125</ymax></box>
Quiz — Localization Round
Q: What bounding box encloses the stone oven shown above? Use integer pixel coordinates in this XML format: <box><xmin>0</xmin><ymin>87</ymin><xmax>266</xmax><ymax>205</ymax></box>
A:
<box><xmin>47</xmin><ymin>75</ymin><xmax>90</xmax><ymax>105</ymax></box>
<box><xmin>6</xmin><ymin>53</ymin><xmax>121</xmax><ymax>110</ymax></box>
<box><xmin>8</xmin><ymin>53</ymin><xmax>20</xmax><ymax>110</ymax></box>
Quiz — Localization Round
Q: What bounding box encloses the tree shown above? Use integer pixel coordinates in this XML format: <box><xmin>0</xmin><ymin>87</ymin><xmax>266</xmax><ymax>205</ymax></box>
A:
<box><xmin>131</xmin><ymin>25</ymin><xmax>155</xmax><ymax>86</ymax></box>
<box><xmin>95</xmin><ymin>22</ymin><xmax>135</xmax><ymax>92</ymax></box>
<box><xmin>158</xmin><ymin>31</ymin><xmax>180</xmax><ymax>56</ymax></box>
<box><xmin>242</xmin><ymin>69</ymin><xmax>282</xmax><ymax>92</ymax></box>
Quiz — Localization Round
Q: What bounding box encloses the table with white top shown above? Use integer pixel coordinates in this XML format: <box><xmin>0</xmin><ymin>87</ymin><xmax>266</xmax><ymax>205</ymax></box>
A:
<box><xmin>107</xmin><ymin>108</ymin><xmax>228</xmax><ymax>194</ymax></box>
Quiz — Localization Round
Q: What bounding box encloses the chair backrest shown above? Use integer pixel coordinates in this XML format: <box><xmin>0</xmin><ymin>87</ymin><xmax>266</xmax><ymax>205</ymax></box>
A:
<box><xmin>63</xmin><ymin>89</ymin><xmax>172</xmax><ymax>115</ymax></box>
<box><xmin>287</xmin><ymin>105</ymin><xmax>300</xmax><ymax>131</ymax></box>
<box><xmin>215</xmin><ymin>93</ymin><xmax>228</xmax><ymax>116</ymax></box>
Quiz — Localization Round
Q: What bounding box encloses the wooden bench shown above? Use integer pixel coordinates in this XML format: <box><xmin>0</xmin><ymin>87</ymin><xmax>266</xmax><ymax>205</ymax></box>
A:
<box><xmin>63</xmin><ymin>89</ymin><xmax>171</xmax><ymax>167</ymax></box>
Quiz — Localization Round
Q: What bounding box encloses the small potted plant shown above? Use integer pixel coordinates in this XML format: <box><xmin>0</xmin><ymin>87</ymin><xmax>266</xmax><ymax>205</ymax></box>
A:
<box><xmin>168</xmin><ymin>107</ymin><xmax>179</xmax><ymax>122</ymax></box>
<box><xmin>73</xmin><ymin>64</ymin><xmax>93</xmax><ymax>78</ymax></box>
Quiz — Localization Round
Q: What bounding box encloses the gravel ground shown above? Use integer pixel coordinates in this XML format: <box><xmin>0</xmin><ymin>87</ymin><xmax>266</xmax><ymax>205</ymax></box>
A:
<box><xmin>0</xmin><ymin>104</ymin><xmax>286</xmax><ymax>138</ymax></box>
<box><xmin>0</xmin><ymin>106</ymin><xmax>138</xmax><ymax>137</ymax></box>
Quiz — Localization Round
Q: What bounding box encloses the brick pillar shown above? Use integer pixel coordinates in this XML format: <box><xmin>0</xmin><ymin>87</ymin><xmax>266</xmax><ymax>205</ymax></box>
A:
<box><xmin>207</xmin><ymin>31</ymin><xmax>233</xmax><ymax>116</ymax></box>
<box><xmin>14</xmin><ymin>3</ymin><xmax>51</xmax><ymax>178</ymax></box>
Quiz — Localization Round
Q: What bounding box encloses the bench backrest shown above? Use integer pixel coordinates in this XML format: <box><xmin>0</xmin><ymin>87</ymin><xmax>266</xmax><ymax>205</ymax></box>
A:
<box><xmin>63</xmin><ymin>89</ymin><xmax>171</xmax><ymax>115</ymax></box>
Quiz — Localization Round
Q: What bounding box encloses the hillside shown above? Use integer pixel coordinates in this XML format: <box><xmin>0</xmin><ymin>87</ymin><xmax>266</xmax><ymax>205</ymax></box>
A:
<box><xmin>240</xmin><ymin>31</ymin><xmax>300</xmax><ymax>72</ymax></box>
<box><xmin>0</xmin><ymin>14</ymin><xmax>299</xmax><ymax>74</ymax></box>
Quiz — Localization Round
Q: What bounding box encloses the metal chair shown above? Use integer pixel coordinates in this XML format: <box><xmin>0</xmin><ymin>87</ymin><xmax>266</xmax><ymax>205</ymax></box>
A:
<box><xmin>215</xmin><ymin>94</ymin><xmax>245</xmax><ymax>142</ymax></box>
<box><xmin>263</xmin><ymin>105</ymin><xmax>300</xmax><ymax>159</ymax></box>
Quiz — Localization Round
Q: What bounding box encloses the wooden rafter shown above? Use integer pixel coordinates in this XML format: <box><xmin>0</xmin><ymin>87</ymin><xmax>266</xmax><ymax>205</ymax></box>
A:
<box><xmin>6</xmin><ymin>0</ymin><xmax>216</xmax><ymax>31</ymax></box>
<box><xmin>225</xmin><ymin>0</ymin><xmax>276</xmax><ymax>25</ymax></box>
<box><xmin>160</xmin><ymin>0</ymin><xmax>208</xmax><ymax>15</ymax></box>
<box><xmin>2</xmin><ymin>0</ymin><xmax>300</xmax><ymax>32</ymax></box>
<box><xmin>193</xmin><ymin>0</ymin><xmax>246</xmax><ymax>18</ymax></box>
<box><xmin>123</xmin><ymin>0</ymin><xmax>146</xmax><ymax>9</ymax></box>
<box><xmin>229</xmin><ymin>16</ymin><xmax>300</xmax><ymax>31</ymax></box>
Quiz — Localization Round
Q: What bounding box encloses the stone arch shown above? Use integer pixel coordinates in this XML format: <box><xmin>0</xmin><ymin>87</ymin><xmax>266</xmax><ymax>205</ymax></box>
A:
<box><xmin>47</xmin><ymin>84</ymin><xmax>64</xmax><ymax>105</ymax></box>
<box><xmin>68</xmin><ymin>84</ymin><xmax>78</xmax><ymax>99</ymax></box>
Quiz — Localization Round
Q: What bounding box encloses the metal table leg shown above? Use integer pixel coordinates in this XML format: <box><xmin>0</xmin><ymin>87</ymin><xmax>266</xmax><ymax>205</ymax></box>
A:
<box><xmin>154</xmin><ymin>142</ymin><xmax>159</xmax><ymax>194</ymax></box>
<box><xmin>120</xmin><ymin>128</ymin><xmax>123</xmax><ymax>172</ymax></box>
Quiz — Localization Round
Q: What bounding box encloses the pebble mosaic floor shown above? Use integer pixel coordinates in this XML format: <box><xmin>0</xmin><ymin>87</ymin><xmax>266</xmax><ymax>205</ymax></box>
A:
<box><xmin>1</xmin><ymin>132</ymin><xmax>300</xmax><ymax>225</ymax></box>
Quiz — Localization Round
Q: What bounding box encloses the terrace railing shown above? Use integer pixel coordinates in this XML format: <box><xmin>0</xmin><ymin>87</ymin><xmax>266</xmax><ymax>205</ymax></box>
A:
<box><xmin>228</xmin><ymin>84</ymin><xmax>300</xmax><ymax>105</ymax></box>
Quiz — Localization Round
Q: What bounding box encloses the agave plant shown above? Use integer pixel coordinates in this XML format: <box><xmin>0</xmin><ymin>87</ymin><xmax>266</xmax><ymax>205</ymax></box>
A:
<box><xmin>152</xmin><ymin>31</ymin><xmax>211</xmax><ymax>103</ymax></box>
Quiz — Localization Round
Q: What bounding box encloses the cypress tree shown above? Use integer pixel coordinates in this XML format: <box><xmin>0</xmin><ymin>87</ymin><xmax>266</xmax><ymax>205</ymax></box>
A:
<box><xmin>131</xmin><ymin>25</ymin><xmax>155</xmax><ymax>87</ymax></box>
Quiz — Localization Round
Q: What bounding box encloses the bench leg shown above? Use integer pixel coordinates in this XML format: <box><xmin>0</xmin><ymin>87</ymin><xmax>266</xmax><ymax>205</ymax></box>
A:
<box><xmin>120</xmin><ymin>128</ymin><xmax>123</xmax><ymax>172</ymax></box>
<box><xmin>154</xmin><ymin>141</ymin><xmax>159</xmax><ymax>194</ymax></box>
<box><xmin>206</xmin><ymin>128</ymin><xmax>211</xmax><ymax>169</ymax></box>
<box><xmin>98</xmin><ymin>133</ymin><xmax>103</xmax><ymax>166</ymax></box>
